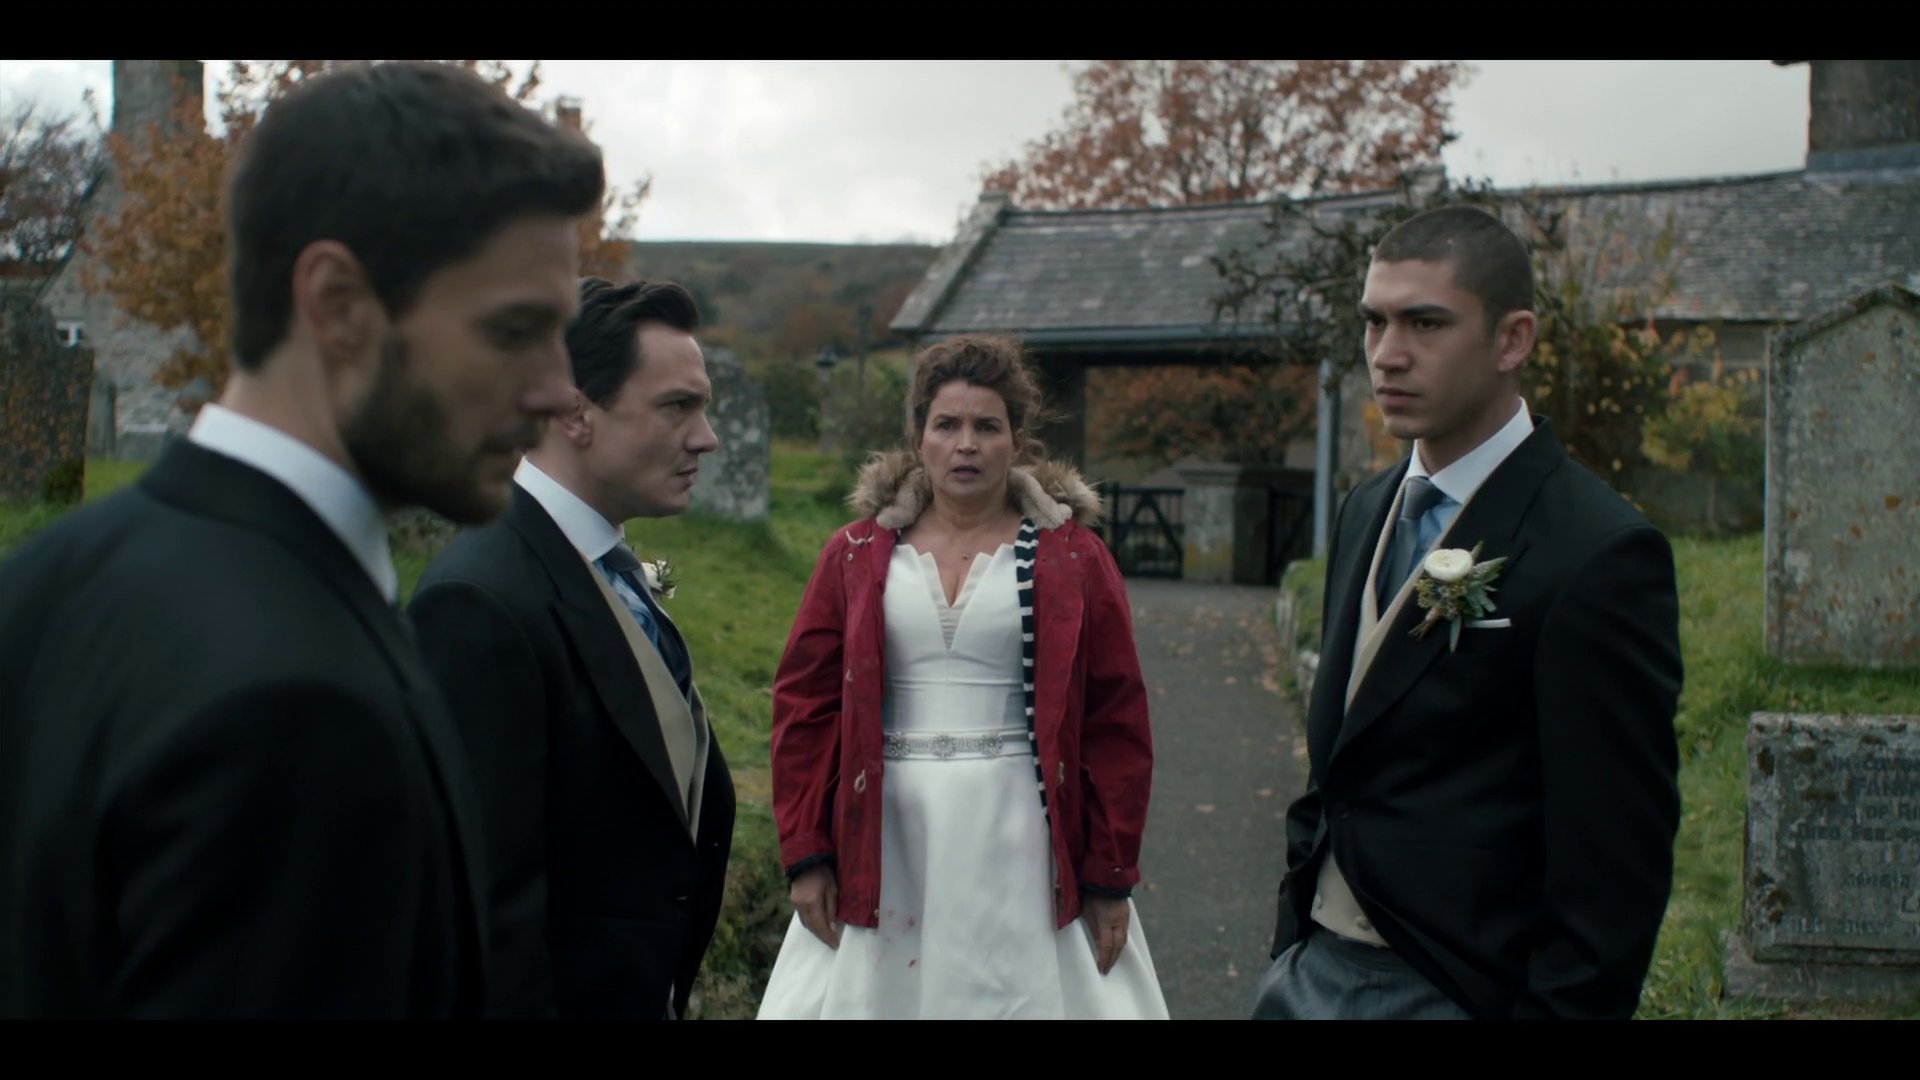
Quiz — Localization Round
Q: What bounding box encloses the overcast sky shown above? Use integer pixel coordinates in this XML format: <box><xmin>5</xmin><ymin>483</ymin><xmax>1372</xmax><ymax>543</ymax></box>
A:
<box><xmin>2</xmin><ymin>59</ymin><xmax>1811</xmax><ymax>245</ymax></box>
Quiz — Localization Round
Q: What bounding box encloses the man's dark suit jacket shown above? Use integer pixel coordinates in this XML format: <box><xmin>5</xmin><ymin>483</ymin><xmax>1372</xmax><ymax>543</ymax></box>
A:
<box><xmin>1273</xmin><ymin>418</ymin><xmax>1683</xmax><ymax>1020</ymax></box>
<box><xmin>409</xmin><ymin>484</ymin><xmax>735</xmax><ymax>1019</ymax></box>
<box><xmin>0</xmin><ymin>441</ymin><xmax>488</xmax><ymax>1018</ymax></box>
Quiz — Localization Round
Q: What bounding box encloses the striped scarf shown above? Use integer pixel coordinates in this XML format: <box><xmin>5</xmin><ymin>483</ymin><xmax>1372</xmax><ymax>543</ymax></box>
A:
<box><xmin>1013</xmin><ymin>518</ymin><xmax>1050</xmax><ymax>832</ymax></box>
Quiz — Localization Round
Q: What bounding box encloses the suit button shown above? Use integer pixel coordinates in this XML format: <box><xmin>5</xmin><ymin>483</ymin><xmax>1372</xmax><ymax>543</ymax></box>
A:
<box><xmin>1335</xmin><ymin>804</ymin><xmax>1351</xmax><ymax>820</ymax></box>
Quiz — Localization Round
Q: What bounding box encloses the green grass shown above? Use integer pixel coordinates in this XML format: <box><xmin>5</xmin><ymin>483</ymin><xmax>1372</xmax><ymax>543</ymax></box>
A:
<box><xmin>1640</xmin><ymin>533</ymin><xmax>1920</xmax><ymax>1020</ymax></box>
<box><xmin>1</xmin><ymin>458</ymin><xmax>155</xmax><ymax>557</ymax></box>
<box><xmin>1277</xmin><ymin>533</ymin><xmax>1920</xmax><ymax>1018</ymax></box>
<box><xmin>7</xmin><ymin>445</ymin><xmax>860</xmax><ymax>1019</ymax></box>
<box><xmin>84</xmin><ymin>458</ymin><xmax>151</xmax><ymax>502</ymax></box>
<box><xmin>0</xmin><ymin>501</ymin><xmax>65</xmax><ymax>558</ymax></box>
<box><xmin>1281</xmin><ymin>557</ymin><xmax>1327</xmax><ymax>654</ymax></box>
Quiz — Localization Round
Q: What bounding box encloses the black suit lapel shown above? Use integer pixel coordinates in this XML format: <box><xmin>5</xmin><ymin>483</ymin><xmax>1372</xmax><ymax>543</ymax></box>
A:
<box><xmin>143</xmin><ymin>441</ymin><xmax>392</xmax><ymax>623</ymax></box>
<box><xmin>504</xmin><ymin>488</ymin><xmax>691</xmax><ymax>831</ymax></box>
<box><xmin>141</xmin><ymin>440</ymin><xmax>493</xmax><ymax>997</ymax></box>
<box><xmin>1308</xmin><ymin>466</ymin><xmax>1402</xmax><ymax>767</ymax></box>
<box><xmin>1331</xmin><ymin>419</ymin><xmax>1567</xmax><ymax>762</ymax></box>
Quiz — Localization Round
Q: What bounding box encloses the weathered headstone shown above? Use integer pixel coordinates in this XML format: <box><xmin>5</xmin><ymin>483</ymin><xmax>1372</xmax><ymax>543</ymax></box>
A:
<box><xmin>1726</xmin><ymin>712</ymin><xmax>1920</xmax><ymax>1001</ymax></box>
<box><xmin>1765</xmin><ymin>283</ymin><xmax>1920</xmax><ymax>668</ymax></box>
<box><xmin>689</xmin><ymin>347</ymin><xmax>769</xmax><ymax>523</ymax></box>
<box><xmin>1</xmin><ymin>293</ymin><xmax>95</xmax><ymax>505</ymax></box>
<box><xmin>86</xmin><ymin>375</ymin><xmax>117</xmax><ymax>459</ymax></box>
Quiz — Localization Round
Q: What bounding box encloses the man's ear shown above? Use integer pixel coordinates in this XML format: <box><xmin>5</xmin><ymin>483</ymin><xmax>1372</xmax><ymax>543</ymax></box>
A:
<box><xmin>1495</xmin><ymin>309</ymin><xmax>1538</xmax><ymax>375</ymax></box>
<box><xmin>554</xmin><ymin>388</ymin><xmax>593</xmax><ymax>447</ymax></box>
<box><xmin>291</xmin><ymin>239</ymin><xmax>383</xmax><ymax>383</ymax></box>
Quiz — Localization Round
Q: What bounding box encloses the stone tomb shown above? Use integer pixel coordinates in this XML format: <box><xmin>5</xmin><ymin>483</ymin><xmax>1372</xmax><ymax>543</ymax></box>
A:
<box><xmin>1726</xmin><ymin>713</ymin><xmax>1920</xmax><ymax>1001</ymax></box>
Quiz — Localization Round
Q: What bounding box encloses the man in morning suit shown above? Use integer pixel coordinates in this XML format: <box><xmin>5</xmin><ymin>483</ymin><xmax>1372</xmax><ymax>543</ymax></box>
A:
<box><xmin>410</xmin><ymin>278</ymin><xmax>736</xmax><ymax>1019</ymax></box>
<box><xmin>1252</xmin><ymin>205</ymin><xmax>1684</xmax><ymax>1020</ymax></box>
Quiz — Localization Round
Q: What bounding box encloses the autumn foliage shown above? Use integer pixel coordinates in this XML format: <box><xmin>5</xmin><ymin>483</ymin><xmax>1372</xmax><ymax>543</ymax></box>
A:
<box><xmin>1</xmin><ymin>99</ymin><xmax>105</xmax><ymax>276</ymax></box>
<box><xmin>1089</xmin><ymin>365</ymin><xmax>1320</xmax><ymax>467</ymax></box>
<box><xmin>83</xmin><ymin>60</ymin><xmax>645</xmax><ymax>404</ymax></box>
<box><xmin>984</xmin><ymin>60</ymin><xmax>1466</xmax><ymax>210</ymax></box>
<box><xmin>1640</xmin><ymin>345</ymin><xmax>1761</xmax><ymax>530</ymax></box>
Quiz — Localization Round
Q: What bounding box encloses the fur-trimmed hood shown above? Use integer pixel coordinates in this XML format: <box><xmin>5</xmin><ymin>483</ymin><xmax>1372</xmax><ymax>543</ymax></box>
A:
<box><xmin>848</xmin><ymin>449</ymin><xmax>1105</xmax><ymax>532</ymax></box>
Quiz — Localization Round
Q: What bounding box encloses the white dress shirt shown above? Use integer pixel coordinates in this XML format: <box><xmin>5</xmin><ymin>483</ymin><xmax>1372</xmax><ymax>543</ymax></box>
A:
<box><xmin>188</xmin><ymin>404</ymin><xmax>399</xmax><ymax>603</ymax></box>
<box><xmin>513</xmin><ymin>457</ymin><xmax>624</xmax><ymax>564</ymax></box>
<box><xmin>513</xmin><ymin>458</ymin><xmax>658</xmax><ymax>615</ymax></box>
<box><xmin>1402</xmin><ymin>398</ymin><xmax>1536</xmax><ymax>550</ymax></box>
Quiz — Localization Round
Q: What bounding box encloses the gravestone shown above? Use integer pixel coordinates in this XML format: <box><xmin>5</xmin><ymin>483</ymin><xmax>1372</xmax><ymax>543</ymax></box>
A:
<box><xmin>1765</xmin><ymin>283</ymin><xmax>1920</xmax><ymax>668</ymax></box>
<box><xmin>1725</xmin><ymin>712</ymin><xmax>1920</xmax><ymax>1001</ymax></box>
<box><xmin>690</xmin><ymin>347</ymin><xmax>769</xmax><ymax>523</ymax></box>
<box><xmin>1</xmin><ymin>294</ymin><xmax>95</xmax><ymax>505</ymax></box>
<box><xmin>86</xmin><ymin>375</ymin><xmax>117</xmax><ymax>459</ymax></box>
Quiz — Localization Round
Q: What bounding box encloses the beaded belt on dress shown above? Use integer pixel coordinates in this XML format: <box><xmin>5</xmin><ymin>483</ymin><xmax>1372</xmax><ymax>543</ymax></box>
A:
<box><xmin>883</xmin><ymin>727</ymin><xmax>1030</xmax><ymax>760</ymax></box>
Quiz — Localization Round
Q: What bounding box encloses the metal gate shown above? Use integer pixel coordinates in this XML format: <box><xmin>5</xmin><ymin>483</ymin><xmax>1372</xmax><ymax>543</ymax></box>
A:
<box><xmin>1093</xmin><ymin>482</ymin><xmax>1185</xmax><ymax>578</ymax></box>
<box><xmin>1264</xmin><ymin>482</ymin><xmax>1315</xmax><ymax>584</ymax></box>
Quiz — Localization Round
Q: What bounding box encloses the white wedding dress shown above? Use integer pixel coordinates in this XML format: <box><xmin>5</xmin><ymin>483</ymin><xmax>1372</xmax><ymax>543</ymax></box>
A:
<box><xmin>757</xmin><ymin>542</ymin><xmax>1169</xmax><ymax>1019</ymax></box>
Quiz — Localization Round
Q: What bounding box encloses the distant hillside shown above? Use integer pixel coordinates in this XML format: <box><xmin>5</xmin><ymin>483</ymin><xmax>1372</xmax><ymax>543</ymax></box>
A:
<box><xmin>626</xmin><ymin>241</ymin><xmax>939</xmax><ymax>364</ymax></box>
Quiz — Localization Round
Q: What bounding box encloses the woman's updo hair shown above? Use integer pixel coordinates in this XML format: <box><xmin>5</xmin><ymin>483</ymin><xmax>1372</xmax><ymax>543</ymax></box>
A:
<box><xmin>908</xmin><ymin>335</ymin><xmax>1049</xmax><ymax>463</ymax></box>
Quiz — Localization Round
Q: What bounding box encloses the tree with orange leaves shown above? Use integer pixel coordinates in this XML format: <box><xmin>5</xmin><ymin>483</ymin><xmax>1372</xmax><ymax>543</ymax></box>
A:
<box><xmin>984</xmin><ymin>60</ymin><xmax>1466</xmax><ymax>209</ymax></box>
<box><xmin>1</xmin><ymin>97</ymin><xmax>105</xmax><ymax>278</ymax></box>
<box><xmin>83</xmin><ymin>60</ymin><xmax>647</xmax><ymax>405</ymax></box>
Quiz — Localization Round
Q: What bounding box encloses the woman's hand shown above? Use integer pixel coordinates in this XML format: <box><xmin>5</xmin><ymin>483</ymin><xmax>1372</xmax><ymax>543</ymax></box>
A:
<box><xmin>790</xmin><ymin>864</ymin><xmax>841</xmax><ymax>949</ymax></box>
<box><xmin>1081</xmin><ymin>894</ymin><xmax>1131</xmax><ymax>974</ymax></box>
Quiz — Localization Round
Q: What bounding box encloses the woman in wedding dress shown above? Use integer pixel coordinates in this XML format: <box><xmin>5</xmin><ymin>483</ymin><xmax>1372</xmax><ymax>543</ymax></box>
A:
<box><xmin>759</xmin><ymin>335</ymin><xmax>1167</xmax><ymax>1019</ymax></box>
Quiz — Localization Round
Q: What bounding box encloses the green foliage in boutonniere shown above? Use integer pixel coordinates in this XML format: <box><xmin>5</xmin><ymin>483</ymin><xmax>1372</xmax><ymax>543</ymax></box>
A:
<box><xmin>640</xmin><ymin>558</ymin><xmax>677</xmax><ymax>601</ymax></box>
<box><xmin>1410</xmin><ymin>542</ymin><xmax>1506</xmax><ymax>651</ymax></box>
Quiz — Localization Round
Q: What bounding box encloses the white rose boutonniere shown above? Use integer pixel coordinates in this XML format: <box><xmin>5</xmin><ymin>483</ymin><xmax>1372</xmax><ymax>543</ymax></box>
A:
<box><xmin>1421</xmin><ymin>548</ymin><xmax>1475</xmax><ymax>583</ymax></box>
<box><xmin>1410</xmin><ymin>542</ymin><xmax>1506</xmax><ymax>652</ymax></box>
<box><xmin>640</xmin><ymin>558</ymin><xmax>677</xmax><ymax>601</ymax></box>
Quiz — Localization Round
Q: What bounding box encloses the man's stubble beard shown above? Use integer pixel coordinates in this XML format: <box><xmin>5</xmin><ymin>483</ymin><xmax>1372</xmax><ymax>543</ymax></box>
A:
<box><xmin>341</xmin><ymin>332</ymin><xmax>541</xmax><ymax>526</ymax></box>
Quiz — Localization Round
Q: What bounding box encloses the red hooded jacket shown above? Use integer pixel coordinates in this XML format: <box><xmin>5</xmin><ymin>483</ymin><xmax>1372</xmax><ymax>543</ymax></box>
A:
<box><xmin>770</xmin><ymin>456</ymin><xmax>1154</xmax><ymax>930</ymax></box>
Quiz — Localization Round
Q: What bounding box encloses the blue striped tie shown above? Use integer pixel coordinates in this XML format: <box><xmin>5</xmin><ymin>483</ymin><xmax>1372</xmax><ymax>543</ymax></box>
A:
<box><xmin>597</xmin><ymin>543</ymin><xmax>693</xmax><ymax>700</ymax></box>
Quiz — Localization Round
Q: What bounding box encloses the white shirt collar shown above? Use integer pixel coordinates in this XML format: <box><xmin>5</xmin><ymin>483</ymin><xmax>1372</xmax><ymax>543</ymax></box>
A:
<box><xmin>188</xmin><ymin>403</ymin><xmax>399</xmax><ymax>603</ymax></box>
<box><xmin>513</xmin><ymin>457</ymin><xmax>624</xmax><ymax>563</ymax></box>
<box><xmin>1406</xmin><ymin>398</ymin><xmax>1535</xmax><ymax>508</ymax></box>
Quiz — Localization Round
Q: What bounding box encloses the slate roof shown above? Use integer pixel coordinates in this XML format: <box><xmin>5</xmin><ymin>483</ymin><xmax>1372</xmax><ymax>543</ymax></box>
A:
<box><xmin>1518</xmin><ymin>166</ymin><xmax>1920</xmax><ymax>323</ymax></box>
<box><xmin>894</xmin><ymin>164</ymin><xmax>1920</xmax><ymax>342</ymax></box>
